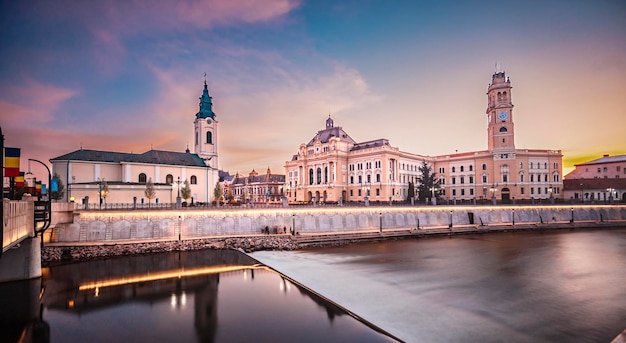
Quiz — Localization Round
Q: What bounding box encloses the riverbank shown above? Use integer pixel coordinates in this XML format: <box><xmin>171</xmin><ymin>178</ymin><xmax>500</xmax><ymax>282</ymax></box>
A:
<box><xmin>42</xmin><ymin>220</ymin><xmax>626</xmax><ymax>266</ymax></box>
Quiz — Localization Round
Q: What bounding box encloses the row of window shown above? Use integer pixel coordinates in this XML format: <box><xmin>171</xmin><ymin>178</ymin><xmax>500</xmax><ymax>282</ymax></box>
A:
<box><xmin>440</xmin><ymin>162</ymin><xmax>559</xmax><ymax>174</ymax></box>
<box><xmin>349</xmin><ymin>160</ymin><xmax>382</xmax><ymax>171</ymax></box>
<box><xmin>447</xmin><ymin>186</ymin><xmax>562</xmax><ymax>197</ymax></box>
<box><xmin>137</xmin><ymin>173</ymin><xmax>197</xmax><ymax>185</ymax></box>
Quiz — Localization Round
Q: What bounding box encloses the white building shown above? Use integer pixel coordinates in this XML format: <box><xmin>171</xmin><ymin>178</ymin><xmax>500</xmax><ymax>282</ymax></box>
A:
<box><xmin>51</xmin><ymin>80</ymin><xmax>220</xmax><ymax>207</ymax></box>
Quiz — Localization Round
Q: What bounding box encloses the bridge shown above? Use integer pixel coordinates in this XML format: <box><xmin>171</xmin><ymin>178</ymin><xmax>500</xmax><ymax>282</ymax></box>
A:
<box><xmin>1</xmin><ymin>198</ymin><xmax>42</xmax><ymax>282</ymax></box>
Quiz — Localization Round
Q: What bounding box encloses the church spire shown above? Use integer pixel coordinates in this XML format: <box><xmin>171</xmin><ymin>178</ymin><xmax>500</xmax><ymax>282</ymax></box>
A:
<box><xmin>196</xmin><ymin>76</ymin><xmax>215</xmax><ymax>119</ymax></box>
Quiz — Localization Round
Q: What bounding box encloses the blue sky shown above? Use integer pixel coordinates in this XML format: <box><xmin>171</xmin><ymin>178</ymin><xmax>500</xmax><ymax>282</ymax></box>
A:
<box><xmin>1</xmin><ymin>0</ymin><xmax>625</xmax><ymax>181</ymax></box>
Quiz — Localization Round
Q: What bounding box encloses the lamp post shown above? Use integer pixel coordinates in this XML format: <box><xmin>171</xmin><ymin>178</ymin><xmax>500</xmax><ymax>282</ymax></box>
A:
<box><xmin>430</xmin><ymin>186</ymin><xmax>437</xmax><ymax>206</ymax></box>
<box><xmin>28</xmin><ymin>158</ymin><xmax>52</xmax><ymax>247</ymax></box>
<box><xmin>490</xmin><ymin>185</ymin><xmax>497</xmax><ymax>205</ymax></box>
<box><xmin>176</xmin><ymin>176</ymin><xmax>182</xmax><ymax>209</ymax></box>
<box><xmin>607</xmin><ymin>187</ymin><xmax>615</xmax><ymax>204</ymax></box>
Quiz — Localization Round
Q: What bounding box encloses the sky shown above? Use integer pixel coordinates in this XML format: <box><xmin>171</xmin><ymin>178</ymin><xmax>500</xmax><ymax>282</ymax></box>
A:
<box><xmin>1</xmin><ymin>0</ymin><xmax>625</xmax><ymax>183</ymax></box>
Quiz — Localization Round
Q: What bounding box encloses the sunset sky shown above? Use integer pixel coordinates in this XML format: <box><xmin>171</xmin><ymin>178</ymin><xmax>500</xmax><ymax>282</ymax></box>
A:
<box><xmin>1</xmin><ymin>0</ymin><xmax>625</xmax><ymax>182</ymax></box>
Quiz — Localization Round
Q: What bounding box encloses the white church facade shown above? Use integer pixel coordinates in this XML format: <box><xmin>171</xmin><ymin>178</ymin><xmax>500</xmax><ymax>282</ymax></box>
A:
<box><xmin>50</xmin><ymin>80</ymin><xmax>220</xmax><ymax>207</ymax></box>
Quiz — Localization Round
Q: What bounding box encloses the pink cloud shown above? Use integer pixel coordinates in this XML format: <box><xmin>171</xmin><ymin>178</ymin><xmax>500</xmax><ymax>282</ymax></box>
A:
<box><xmin>0</xmin><ymin>80</ymin><xmax>79</xmax><ymax>127</ymax></box>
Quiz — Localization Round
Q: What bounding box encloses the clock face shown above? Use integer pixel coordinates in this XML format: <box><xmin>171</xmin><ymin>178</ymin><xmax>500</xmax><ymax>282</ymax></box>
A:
<box><xmin>498</xmin><ymin>111</ymin><xmax>507</xmax><ymax>120</ymax></box>
<box><xmin>206</xmin><ymin>119</ymin><xmax>212</xmax><ymax>124</ymax></box>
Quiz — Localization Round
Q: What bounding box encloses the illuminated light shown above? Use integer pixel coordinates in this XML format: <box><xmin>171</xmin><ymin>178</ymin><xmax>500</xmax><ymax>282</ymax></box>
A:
<box><xmin>280</xmin><ymin>282</ymin><xmax>284</xmax><ymax>292</ymax></box>
<box><xmin>243</xmin><ymin>270</ymin><xmax>248</xmax><ymax>280</ymax></box>
<box><xmin>68</xmin><ymin>300</ymin><xmax>75</xmax><ymax>308</ymax></box>
<box><xmin>95</xmin><ymin>287</ymin><xmax>99</xmax><ymax>297</ymax></box>
<box><xmin>181</xmin><ymin>292</ymin><xmax>187</xmax><ymax>306</ymax></box>
<box><xmin>79</xmin><ymin>264</ymin><xmax>267</xmax><ymax>291</ymax></box>
<box><xmin>171</xmin><ymin>293</ymin><xmax>176</xmax><ymax>308</ymax></box>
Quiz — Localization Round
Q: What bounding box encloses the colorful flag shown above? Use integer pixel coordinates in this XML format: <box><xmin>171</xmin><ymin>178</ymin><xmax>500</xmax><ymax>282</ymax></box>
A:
<box><xmin>35</xmin><ymin>181</ymin><xmax>42</xmax><ymax>194</ymax></box>
<box><xmin>15</xmin><ymin>172</ymin><xmax>25</xmax><ymax>188</ymax></box>
<box><xmin>4</xmin><ymin>147</ymin><xmax>20</xmax><ymax>177</ymax></box>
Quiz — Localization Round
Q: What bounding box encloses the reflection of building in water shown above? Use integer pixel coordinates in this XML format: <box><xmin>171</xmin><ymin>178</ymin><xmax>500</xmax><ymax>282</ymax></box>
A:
<box><xmin>194</xmin><ymin>274</ymin><xmax>219</xmax><ymax>341</ymax></box>
<box><xmin>41</xmin><ymin>250</ymin><xmax>387</xmax><ymax>342</ymax></box>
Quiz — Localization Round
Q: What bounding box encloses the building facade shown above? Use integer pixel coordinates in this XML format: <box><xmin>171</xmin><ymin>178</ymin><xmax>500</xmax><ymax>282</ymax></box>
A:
<box><xmin>563</xmin><ymin>154</ymin><xmax>626</xmax><ymax>202</ymax></box>
<box><xmin>285</xmin><ymin>71</ymin><xmax>564</xmax><ymax>204</ymax></box>
<box><xmin>50</xmin><ymin>80</ymin><xmax>220</xmax><ymax>207</ymax></box>
<box><xmin>224</xmin><ymin>168</ymin><xmax>286</xmax><ymax>204</ymax></box>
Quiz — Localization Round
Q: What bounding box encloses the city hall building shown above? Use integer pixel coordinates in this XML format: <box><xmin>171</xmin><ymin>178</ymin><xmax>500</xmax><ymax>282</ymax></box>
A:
<box><xmin>50</xmin><ymin>80</ymin><xmax>220</xmax><ymax>206</ymax></box>
<box><xmin>285</xmin><ymin>71</ymin><xmax>564</xmax><ymax>204</ymax></box>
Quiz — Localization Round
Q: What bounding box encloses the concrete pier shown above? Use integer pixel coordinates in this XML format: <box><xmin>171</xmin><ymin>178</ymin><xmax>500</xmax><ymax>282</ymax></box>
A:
<box><xmin>0</xmin><ymin>237</ymin><xmax>42</xmax><ymax>282</ymax></box>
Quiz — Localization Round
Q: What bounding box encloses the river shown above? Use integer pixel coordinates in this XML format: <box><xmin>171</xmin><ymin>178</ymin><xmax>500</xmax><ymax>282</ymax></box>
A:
<box><xmin>252</xmin><ymin>228</ymin><xmax>626</xmax><ymax>342</ymax></box>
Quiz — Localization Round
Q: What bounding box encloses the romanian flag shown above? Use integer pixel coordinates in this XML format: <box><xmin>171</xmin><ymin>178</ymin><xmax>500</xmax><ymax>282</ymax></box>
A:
<box><xmin>4</xmin><ymin>147</ymin><xmax>20</xmax><ymax>177</ymax></box>
<box><xmin>15</xmin><ymin>172</ymin><xmax>25</xmax><ymax>188</ymax></box>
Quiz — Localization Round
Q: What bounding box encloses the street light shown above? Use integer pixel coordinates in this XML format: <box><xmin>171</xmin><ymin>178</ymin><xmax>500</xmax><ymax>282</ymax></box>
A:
<box><xmin>490</xmin><ymin>184</ymin><xmax>497</xmax><ymax>205</ymax></box>
<box><xmin>176</xmin><ymin>176</ymin><xmax>182</xmax><ymax>209</ymax></box>
<box><xmin>607</xmin><ymin>187</ymin><xmax>615</xmax><ymax>204</ymax></box>
<box><xmin>28</xmin><ymin>158</ymin><xmax>51</xmax><ymax>247</ymax></box>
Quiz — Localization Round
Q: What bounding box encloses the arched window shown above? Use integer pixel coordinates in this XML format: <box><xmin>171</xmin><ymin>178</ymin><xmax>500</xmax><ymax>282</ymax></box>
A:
<box><xmin>195</xmin><ymin>132</ymin><xmax>198</xmax><ymax>145</ymax></box>
<box><xmin>139</xmin><ymin>173</ymin><xmax>147</xmax><ymax>183</ymax></box>
<box><xmin>482</xmin><ymin>164</ymin><xmax>487</xmax><ymax>170</ymax></box>
<box><xmin>206</xmin><ymin>131</ymin><xmax>212</xmax><ymax>144</ymax></box>
<box><xmin>309</xmin><ymin>169</ymin><xmax>314</xmax><ymax>185</ymax></box>
<box><xmin>316</xmin><ymin>168</ymin><xmax>322</xmax><ymax>184</ymax></box>
<box><xmin>452</xmin><ymin>166</ymin><xmax>456</xmax><ymax>172</ymax></box>
<box><xmin>460</xmin><ymin>166</ymin><xmax>464</xmax><ymax>172</ymax></box>
<box><xmin>190</xmin><ymin>175</ymin><xmax>197</xmax><ymax>184</ymax></box>
<box><xmin>324</xmin><ymin>166</ymin><xmax>328</xmax><ymax>183</ymax></box>
<box><xmin>469</xmin><ymin>165</ymin><xmax>473</xmax><ymax>171</ymax></box>
<box><xmin>499</xmin><ymin>127</ymin><xmax>508</xmax><ymax>132</ymax></box>
<box><xmin>166</xmin><ymin>174</ymin><xmax>173</xmax><ymax>184</ymax></box>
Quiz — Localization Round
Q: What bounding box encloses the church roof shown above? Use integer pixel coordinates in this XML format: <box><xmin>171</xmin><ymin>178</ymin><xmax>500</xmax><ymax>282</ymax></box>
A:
<box><xmin>51</xmin><ymin>149</ymin><xmax>209</xmax><ymax>167</ymax></box>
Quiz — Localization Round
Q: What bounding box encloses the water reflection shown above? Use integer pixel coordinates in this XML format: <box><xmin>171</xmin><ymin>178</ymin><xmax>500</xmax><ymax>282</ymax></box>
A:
<box><xmin>39</xmin><ymin>250</ymin><xmax>396</xmax><ymax>343</ymax></box>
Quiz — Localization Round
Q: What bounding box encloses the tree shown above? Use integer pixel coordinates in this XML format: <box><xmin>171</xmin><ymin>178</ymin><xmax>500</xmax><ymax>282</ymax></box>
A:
<box><xmin>416</xmin><ymin>160</ymin><xmax>438</xmax><ymax>201</ymax></box>
<box><xmin>406</xmin><ymin>181</ymin><xmax>415</xmax><ymax>202</ymax></box>
<box><xmin>213</xmin><ymin>181</ymin><xmax>222</xmax><ymax>203</ymax></box>
<box><xmin>181</xmin><ymin>179</ymin><xmax>192</xmax><ymax>203</ymax></box>
<box><xmin>50</xmin><ymin>172</ymin><xmax>65</xmax><ymax>201</ymax></box>
<box><xmin>144</xmin><ymin>178</ymin><xmax>156</xmax><ymax>207</ymax></box>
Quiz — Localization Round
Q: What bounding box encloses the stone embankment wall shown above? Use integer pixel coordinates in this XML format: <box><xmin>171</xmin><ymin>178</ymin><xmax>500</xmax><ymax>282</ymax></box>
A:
<box><xmin>52</xmin><ymin>205</ymin><xmax>626</xmax><ymax>244</ymax></box>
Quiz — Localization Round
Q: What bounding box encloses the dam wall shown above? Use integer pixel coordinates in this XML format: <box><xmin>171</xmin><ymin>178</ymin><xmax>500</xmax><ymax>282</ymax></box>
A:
<box><xmin>51</xmin><ymin>205</ymin><xmax>626</xmax><ymax>244</ymax></box>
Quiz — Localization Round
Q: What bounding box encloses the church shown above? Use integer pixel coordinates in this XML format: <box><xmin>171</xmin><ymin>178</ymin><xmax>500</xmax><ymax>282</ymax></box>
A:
<box><xmin>50</xmin><ymin>80</ymin><xmax>220</xmax><ymax>207</ymax></box>
<box><xmin>284</xmin><ymin>71</ymin><xmax>564</xmax><ymax>204</ymax></box>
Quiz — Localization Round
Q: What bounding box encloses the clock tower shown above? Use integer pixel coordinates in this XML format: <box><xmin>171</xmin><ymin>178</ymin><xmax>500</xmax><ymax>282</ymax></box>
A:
<box><xmin>194</xmin><ymin>79</ymin><xmax>218</xmax><ymax>169</ymax></box>
<box><xmin>486</xmin><ymin>71</ymin><xmax>515</xmax><ymax>152</ymax></box>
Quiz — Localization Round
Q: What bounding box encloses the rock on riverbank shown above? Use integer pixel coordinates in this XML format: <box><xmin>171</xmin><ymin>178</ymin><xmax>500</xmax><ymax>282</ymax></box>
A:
<box><xmin>42</xmin><ymin>236</ymin><xmax>300</xmax><ymax>266</ymax></box>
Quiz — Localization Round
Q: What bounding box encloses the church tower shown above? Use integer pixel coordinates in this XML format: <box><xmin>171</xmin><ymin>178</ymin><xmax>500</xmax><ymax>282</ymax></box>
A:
<box><xmin>486</xmin><ymin>71</ymin><xmax>515</xmax><ymax>152</ymax></box>
<box><xmin>194</xmin><ymin>79</ymin><xmax>218</xmax><ymax>169</ymax></box>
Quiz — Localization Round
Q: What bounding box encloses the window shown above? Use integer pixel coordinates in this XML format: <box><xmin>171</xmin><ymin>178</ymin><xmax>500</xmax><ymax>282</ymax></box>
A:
<box><xmin>452</xmin><ymin>189</ymin><xmax>457</xmax><ymax>196</ymax></box>
<box><xmin>324</xmin><ymin>166</ymin><xmax>328</xmax><ymax>183</ymax></box>
<box><xmin>439</xmin><ymin>167</ymin><xmax>445</xmax><ymax>173</ymax></box>
<box><xmin>520</xmin><ymin>174</ymin><xmax>524</xmax><ymax>182</ymax></box>
<box><xmin>206</xmin><ymin>131</ymin><xmax>212</xmax><ymax>144</ymax></box>
<box><xmin>376</xmin><ymin>174</ymin><xmax>381</xmax><ymax>182</ymax></box>
<box><xmin>531</xmin><ymin>187</ymin><xmax>534</xmax><ymax>195</ymax></box>
<box><xmin>460</xmin><ymin>166</ymin><xmax>464</xmax><ymax>172</ymax></box>
<box><xmin>309</xmin><ymin>169</ymin><xmax>314</xmax><ymax>185</ymax></box>
<box><xmin>469</xmin><ymin>176</ymin><xmax>474</xmax><ymax>184</ymax></box>
<box><xmin>166</xmin><ymin>174</ymin><xmax>173</xmax><ymax>184</ymax></box>
<box><xmin>482</xmin><ymin>164</ymin><xmax>487</xmax><ymax>170</ymax></box>
<box><xmin>460</xmin><ymin>177</ymin><xmax>465</xmax><ymax>184</ymax></box>
<box><xmin>317</xmin><ymin>168</ymin><xmax>322</xmax><ymax>184</ymax></box>
<box><xmin>139</xmin><ymin>173</ymin><xmax>147</xmax><ymax>183</ymax></box>
<box><xmin>520</xmin><ymin>162</ymin><xmax>523</xmax><ymax>169</ymax></box>
<box><xmin>470</xmin><ymin>189</ymin><xmax>474</xmax><ymax>195</ymax></box>
<box><xmin>376</xmin><ymin>188</ymin><xmax>380</xmax><ymax>196</ymax></box>
<box><xmin>367</xmin><ymin>174</ymin><xmax>371</xmax><ymax>183</ymax></box>
<box><xmin>190</xmin><ymin>175</ymin><xmax>197</xmax><ymax>184</ymax></box>
<box><xmin>499</xmin><ymin>127</ymin><xmax>508</xmax><ymax>132</ymax></box>
<box><xmin>521</xmin><ymin>187</ymin><xmax>524</xmax><ymax>194</ymax></box>
<box><xmin>482</xmin><ymin>175</ymin><xmax>487</xmax><ymax>183</ymax></box>
<box><xmin>469</xmin><ymin>165</ymin><xmax>473</xmax><ymax>171</ymax></box>
<box><xmin>452</xmin><ymin>167</ymin><xmax>456</xmax><ymax>172</ymax></box>
<box><xmin>503</xmin><ymin>175</ymin><xmax>508</xmax><ymax>182</ymax></box>
<box><xmin>358</xmin><ymin>175</ymin><xmax>362</xmax><ymax>184</ymax></box>
<box><xmin>350</xmin><ymin>190</ymin><xmax>353</xmax><ymax>196</ymax></box>
<box><xmin>452</xmin><ymin>177</ymin><xmax>456</xmax><ymax>185</ymax></box>
<box><xmin>544</xmin><ymin>174</ymin><xmax>548</xmax><ymax>182</ymax></box>
<box><xmin>461</xmin><ymin>189</ymin><xmax>465</xmax><ymax>196</ymax></box>
<box><xmin>195</xmin><ymin>132</ymin><xmax>198</xmax><ymax>146</ymax></box>
<box><xmin>358</xmin><ymin>189</ymin><xmax>362</xmax><ymax>196</ymax></box>
<box><xmin>531</xmin><ymin>174</ymin><xmax>534</xmax><ymax>182</ymax></box>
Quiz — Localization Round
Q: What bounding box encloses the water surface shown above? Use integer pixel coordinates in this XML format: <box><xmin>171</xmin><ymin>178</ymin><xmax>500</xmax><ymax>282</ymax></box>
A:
<box><xmin>252</xmin><ymin>228</ymin><xmax>626</xmax><ymax>342</ymax></box>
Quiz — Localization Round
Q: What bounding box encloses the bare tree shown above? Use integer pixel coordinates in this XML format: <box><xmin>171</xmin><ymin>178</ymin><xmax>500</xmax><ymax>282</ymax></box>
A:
<box><xmin>144</xmin><ymin>178</ymin><xmax>156</xmax><ymax>207</ymax></box>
